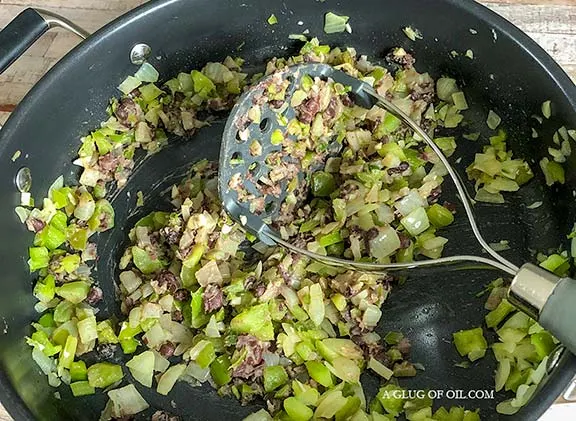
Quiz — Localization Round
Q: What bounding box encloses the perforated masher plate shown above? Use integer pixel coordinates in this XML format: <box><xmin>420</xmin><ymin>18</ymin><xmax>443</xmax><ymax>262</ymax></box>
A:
<box><xmin>218</xmin><ymin>63</ymin><xmax>375</xmax><ymax>245</ymax></box>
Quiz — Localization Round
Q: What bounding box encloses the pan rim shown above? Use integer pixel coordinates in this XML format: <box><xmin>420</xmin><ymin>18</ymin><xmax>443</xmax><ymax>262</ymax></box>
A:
<box><xmin>0</xmin><ymin>0</ymin><xmax>575</xmax><ymax>419</ymax></box>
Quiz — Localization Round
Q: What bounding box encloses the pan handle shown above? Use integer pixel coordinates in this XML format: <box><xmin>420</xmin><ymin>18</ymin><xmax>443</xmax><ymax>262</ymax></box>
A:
<box><xmin>0</xmin><ymin>8</ymin><xmax>89</xmax><ymax>75</ymax></box>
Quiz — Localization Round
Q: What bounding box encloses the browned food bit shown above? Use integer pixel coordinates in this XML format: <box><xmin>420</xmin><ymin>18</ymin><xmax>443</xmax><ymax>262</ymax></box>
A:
<box><xmin>25</xmin><ymin>216</ymin><xmax>45</xmax><ymax>233</ymax></box>
<box><xmin>159</xmin><ymin>341</ymin><xmax>176</xmax><ymax>358</ymax></box>
<box><xmin>151</xmin><ymin>411</ymin><xmax>181</xmax><ymax>421</ymax></box>
<box><xmin>232</xmin><ymin>335</ymin><xmax>269</xmax><ymax>379</ymax></box>
<box><xmin>203</xmin><ymin>284</ymin><xmax>224</xmax><ymax>313</ymax></box>
<box><xmin>114</xmin><ymin>97</ymin><xmax>143</xmax><ymax>127</ymax></box>
<box><xmin>173</xmin><ymin>288</ymin><xmax>190</xmax><ymax>302</ymax></box>
<box><xmin>155</xmin><ymin>269</ymin><xmax>180</xmax><ymax>293</ymax></box>
<box><xmin>85</xmin><ymin>286</ymin><xmax>103</xmax><ymax>305</ymax></box>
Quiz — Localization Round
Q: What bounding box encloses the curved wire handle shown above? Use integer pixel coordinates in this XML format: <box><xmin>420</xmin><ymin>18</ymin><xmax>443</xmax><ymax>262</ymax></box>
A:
<box><xmin>259</xmin><ymin>79</ymin><xmax>520</xmax><ymax>277</ymax></box>
<box><xmin>364</xmin><ymin>86</ymin><xmax>519</xmax><ymax>274</ymax></box>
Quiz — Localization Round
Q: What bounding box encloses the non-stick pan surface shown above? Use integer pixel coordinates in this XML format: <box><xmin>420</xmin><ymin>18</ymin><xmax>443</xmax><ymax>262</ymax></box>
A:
<box><xmin>1</xmin><ymin>0</ymin><xmax>576</xmax><ymax>419</ymax></box>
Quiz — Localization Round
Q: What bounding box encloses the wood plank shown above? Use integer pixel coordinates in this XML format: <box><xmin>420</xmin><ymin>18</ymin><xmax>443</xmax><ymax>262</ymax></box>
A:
<box><xmin>43</xmin><ymin>31</ymin><xmax>82</xmax><ymax>59</ymax></box>
<box><xmin>483</xmin><ymin>3</ymin><xmax>576</xmax><ymax>34</ymax></box>
<box><xmin>484</xmin><ymin>0</ymin><xmax>576</xmax><ymax>5</ymax></box>
<box><xmin>0</xmin><ymin>0</ymin><xmax>145</xmax><ymax>12</ymax></box>
<box><xmin>0</xmin><ymin>4</ymin><xmax>131</xmax><ymax>32</ymax></box>
<box><xmin>525</xmin><ymin>31</ymin><xmax>576</xmax><ymax>63</ymax></box>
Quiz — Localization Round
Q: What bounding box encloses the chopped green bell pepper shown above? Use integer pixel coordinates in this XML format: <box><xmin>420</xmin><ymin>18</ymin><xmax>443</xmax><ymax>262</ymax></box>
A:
<box><xmin>284</xmin><ymin>397</ymin><xmax>313</xmax><ymax>421</ymax></box>
<box><xmin>264</xmin><ymin>365</ymin><xmax>289</xmax><ymax>392</ymax></box>
<box><xmin>312</xmin><ymin>171</ymin><xmax>336</xmax><ymax>197</ymax></box>
<box><xmin>70</xmin><ymin>381</ymin><xmax>95</xmax><ymax>397</ymax></box>
<box><xmin>87</xmin><ymin>362</ymin><xmax>124</xmax><ymax>388</ymax></box>
<box><xmin>70</xmin><ymin>361</ymin><xmax>88</xmax><ymax>381</ymax></box>
<box><xmin>210</xmin><ymin>355</ymin><xmax>232</xmax><ymax>386</ymax></box>
<box><xmin>453</xmin><ymin>327</ymin><xmax>488</xmax><ymax>362</ymax></box>
<box><xmin>305</xmin><ymin>360</ymin><xmax>333</xmax><ymax>388</ymax></box>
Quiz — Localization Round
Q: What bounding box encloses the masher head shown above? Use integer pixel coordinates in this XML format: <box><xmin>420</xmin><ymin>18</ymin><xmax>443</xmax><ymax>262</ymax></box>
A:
<box><xmin>218</xmin><ymin>63</ymin><xmax>375</xmax><ymax>244</ymax></box>
<box><xmin>218</xmin><ymin>63</ymin><xmax>518</xmax><ymax>275</ymax></box>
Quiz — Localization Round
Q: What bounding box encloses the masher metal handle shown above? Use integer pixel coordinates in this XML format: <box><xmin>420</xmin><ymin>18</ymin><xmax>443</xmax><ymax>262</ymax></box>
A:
<box><xmin>257</xmin><ymin>65</ymin><xmax>521</xmax><ymax>277</ymax></box>
<box><xmin>218</xmin><ymin>63</ymin><xmax>576</xmax><ymax>354</ymax></box>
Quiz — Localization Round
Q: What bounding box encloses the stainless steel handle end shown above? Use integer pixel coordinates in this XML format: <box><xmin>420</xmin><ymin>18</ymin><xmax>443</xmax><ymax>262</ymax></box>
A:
<box><xmin>508</xmin><ymin>263</ymin><xmax>559</xmax><ymax>320</ymax></box>
<box><xmin>510</xmin><ymin>263</ymin><xmax>576</xmax><ymax>355</ymax></box>
<box><xmin>35</xmin><ymin>8</ymin><xmax>89</xmax><ymax>40</ymax></box>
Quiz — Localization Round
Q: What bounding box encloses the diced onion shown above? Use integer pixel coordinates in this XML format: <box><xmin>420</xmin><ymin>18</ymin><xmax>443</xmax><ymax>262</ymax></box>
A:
<box><xmin>32</xmin><ymin>347</ymin><xmax>55</xmax><ymax>375</ymax></box>
<box><xmin>79</xmin><ymin>168</ymin><xmax>102</xmax><ymax>188</ymax></box>
<box><xmin>362</xmin><ymin>304</ymin><xmax>382</xmax><ymax>327</ymax></box>
<box><xmin>324</xmin><ymin>12</ymin><xmax>350</xmax><ymax>34</ymax></box>
<box><xmin>511</xmin><ymin>384</ymin><xmax>537</xmax><ymax>408</ymax></box>
<box><xmin>195</xmin><ymin>260</ymin><xmax>223</xmax><ymax>287</ymax></box>
<box><xmin>134</xmin><ymin>63</ymin><xmax>159</xmax><ymax>83</ymax></box>
<box><xmin>120</xmin><ymin>271</ymin><xmax>142</xmax><ymax>294</ymax></box>
<box><xmin>262</xmin><ymin>352</ymin><xmax>280</xmax><ymax>367</ymax></box>
<box><xmin>401</xmin><ymin>207</ymin><xmax>430</xmax><ymax>236</ymax></box>
<box><xmin>368</xmin><ymin>356</ymin><xmax>393</xmax><ymax>380</ymax></box>
<box><xmin>242</xmin><ymin>409</ymin><xmax>273</xmax><ymax>421</ymax></box>
<box><xmin>118</xmin><ymin>76</ymin><xmax>142</xmax><ymax>95</ymax></box>
<box><xmin>289</xmin><ymin>34</ymin><xmax>308</xmax><ymax>42</ymax></box>
<box><xmin>126</xmin><ymin>351</ymin><xmax>155</xmax><ymax>388</ymax></box>
<box><xmin>157</xmin><ymin>364</ymin><xmax>186</xmax><ymax>395</ymax></box>
<box><xmin>494</xmin><ymin>358</ymin><xmax>511</xmax><ymax>391</ymax></box>
<box><xmin>402</xmin><ymin>26</ymin><xmax>422</xmax><ymax>41</ymax></box>
<box><xmin>152</xmin><ymin>350</ymin><xmax>170</xmax><ymax>373</ymax></box>
<box><xmin>496</xmin><ymin>400</ymin><xmax>520</xmax><ymax>415</ymax></box>
<box><xmin>325</xmin><ymin>357</ymin><xmax>360</xmax><ymax>384</ymax></box>
<box><xmin>475</xmin><ymin>188</ymin><xmax>504</xmax><ymax>204</ymax></box>
<box><xmin>107</xmin><ymin>384</ymin><xmax>149</xmax><ymax>417</ymax></box>
<box><xmin>205</xmin><ymin>315</ymin><xmax>222</xmax><ymax>338</ymax></box>
<box><xmin>143</xmin><ymin>323</ymin><xmax>166</xmax><ymax>349</ymax></box>
<box><xmin>487</xmin><ymin>110</ymin><xmax>502</xmax><ymax>130</ymax></box>
<box><xmin>436</xmin><ymin>78</ymin><xmax>459</xmax><ymax>102</ymax></box>
<box><xmin>20</xmin><ymin>192</ymin><xmax>33</xmax><ymax>207</ymax></box>
<box><xmin>14</xmin><ymin>206</ymin><xmax>30</xmax><ymax>223</ymax></box>
<box><xmin>541</xmin><ymin>100</ymin><xmax>552</xmax><ymax>119</ymax></box>
<box><xmin>185</xmin><ymin>362</ymin><xmax>210</xmax><ymax>382</ymax></box>
<box><xmin>394</xmin><ymin>190</ymin><xmax>428</xmax><ymax>216</ymax></box>
<box><xmin>374</xmin><ymin>204</ymin><xmax>395</xmax><ymax>224</ymax></box>
<box><xmin>204</xmin><ymin>62</ymin><xmax>234</xmax><ymax>84</ymax></box>
<box><xmin>526</xmin><ymin>201</ymin><xmax>543</xmax><ymax>210</ymax></box>
<box><xmin>368</xmin><ymin>226</ymin><xmax>400</xmax><ymax>260</ymax></box>
<box><xmin>529</xmin><ymin>356</ymin><xmax>549</xmax><ymax>385</ymax></box>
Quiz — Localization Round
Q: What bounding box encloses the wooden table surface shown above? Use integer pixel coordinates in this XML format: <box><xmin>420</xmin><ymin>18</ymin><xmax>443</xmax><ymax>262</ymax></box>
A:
<box><xmin>0</xmin><ymin>0</ymin><xmax>575</xmax><ymax>419</ymax></box>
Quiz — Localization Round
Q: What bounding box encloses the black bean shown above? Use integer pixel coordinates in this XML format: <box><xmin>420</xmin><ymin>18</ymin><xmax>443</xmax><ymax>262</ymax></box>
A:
<box><xmin>173</xmin><ymin>288</ymin><xmax>191</xmax><ymax>302</ymax></box>
<box><xmin>159</xmin><ymin>341</ymin><xmax>175</xmax><ymax>358</ymax></box>
<box><xmin>96</xmin><ymin>343</ymin><xmax>117</xmax><ymax>360</ymax></box>
<box><xmin>85</xmin><ymin>286</ymin><xmax>103</xmax><ymax>306</ymax></box>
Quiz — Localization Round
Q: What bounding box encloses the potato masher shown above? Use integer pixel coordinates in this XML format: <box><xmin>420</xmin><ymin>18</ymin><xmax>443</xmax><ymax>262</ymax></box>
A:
<box><xmin>218</xmin><ymin>63</ymin><xmax>576</xmax><ymax>354</ymax></box>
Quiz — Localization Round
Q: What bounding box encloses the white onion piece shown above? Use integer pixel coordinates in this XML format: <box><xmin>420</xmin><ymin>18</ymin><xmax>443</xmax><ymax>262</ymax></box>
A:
<box><xmin>120</xmin><ymin>271</ymin><xmax>142</xmax><ymax>294</ymax></box>
<box><xmin>157</xmin><ymin>364</ymin><xmax>186</xmax><ymax>396</ymax></box>
<box><xmin>368</xmin><ymin>226</ymin><xmax>401</xmax><ymax>260</ymax></box>
<box><xmin>126</xmin><ymin>351</ymin><xmax>155</xmax><ymax>388</ymax></box>
<box><xmin>195</xmin><ymin>260</ymin><xmax>223</xmax><ymax>287</ymax></box>
<box><xmin>107</xmin><ymin>384</ymin><xmax>149</xmax><ymax>417</ymax></box>
<box><xmin>395</xmin><ymin>190</ymin><xmax>428</xmax><ymax>216</ymax></box>
<box><xmin>262</xmin><ymin>352</ymin><xmax>280</xmax><ymax>367</ymax></box>
<box><xmin>185</xmin><ymin>362</ymin><xmax>210</xmax><ymax>382</ymax></box>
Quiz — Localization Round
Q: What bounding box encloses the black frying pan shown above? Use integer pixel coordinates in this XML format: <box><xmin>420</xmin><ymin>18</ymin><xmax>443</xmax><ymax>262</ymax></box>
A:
<box><xmin>0</xmin><ymin>0</ymin><xmax>575</xmax><ymax>420</ymax></box>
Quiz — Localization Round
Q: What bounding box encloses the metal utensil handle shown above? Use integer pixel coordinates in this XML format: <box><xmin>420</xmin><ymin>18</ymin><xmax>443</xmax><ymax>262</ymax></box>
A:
<box><xmin>0</xmin><ymin>8</ymin><xmax>89</xmax><ymax>75</ymax></box>
<box><xmin>362</xmin><ymin>85</ymin><xmax>519</xmax><ymax>274</ymax></box>
<box><xmin>262</xmin><ymin>228</ymin><xmax>518</xmax><ymax>276</ymax></box>
<box><xmin>509</xmin><ymin>263</ymin><xmax>576</xmax><ymax>355</ymax></box>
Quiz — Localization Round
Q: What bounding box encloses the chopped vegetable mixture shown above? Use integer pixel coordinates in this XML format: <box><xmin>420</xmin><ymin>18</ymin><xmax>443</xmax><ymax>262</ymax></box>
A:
<box><xmin>19</xmin><ymin>35</ymin><xmax>562</xmax><ymax>421</ymax></box>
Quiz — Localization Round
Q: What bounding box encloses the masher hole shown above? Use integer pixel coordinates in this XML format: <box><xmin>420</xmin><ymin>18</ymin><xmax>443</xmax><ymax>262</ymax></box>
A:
<box><xmin>259</xmin><ymin>118</ymin><xmax>271</xmax><ymax>132</ymax></box>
